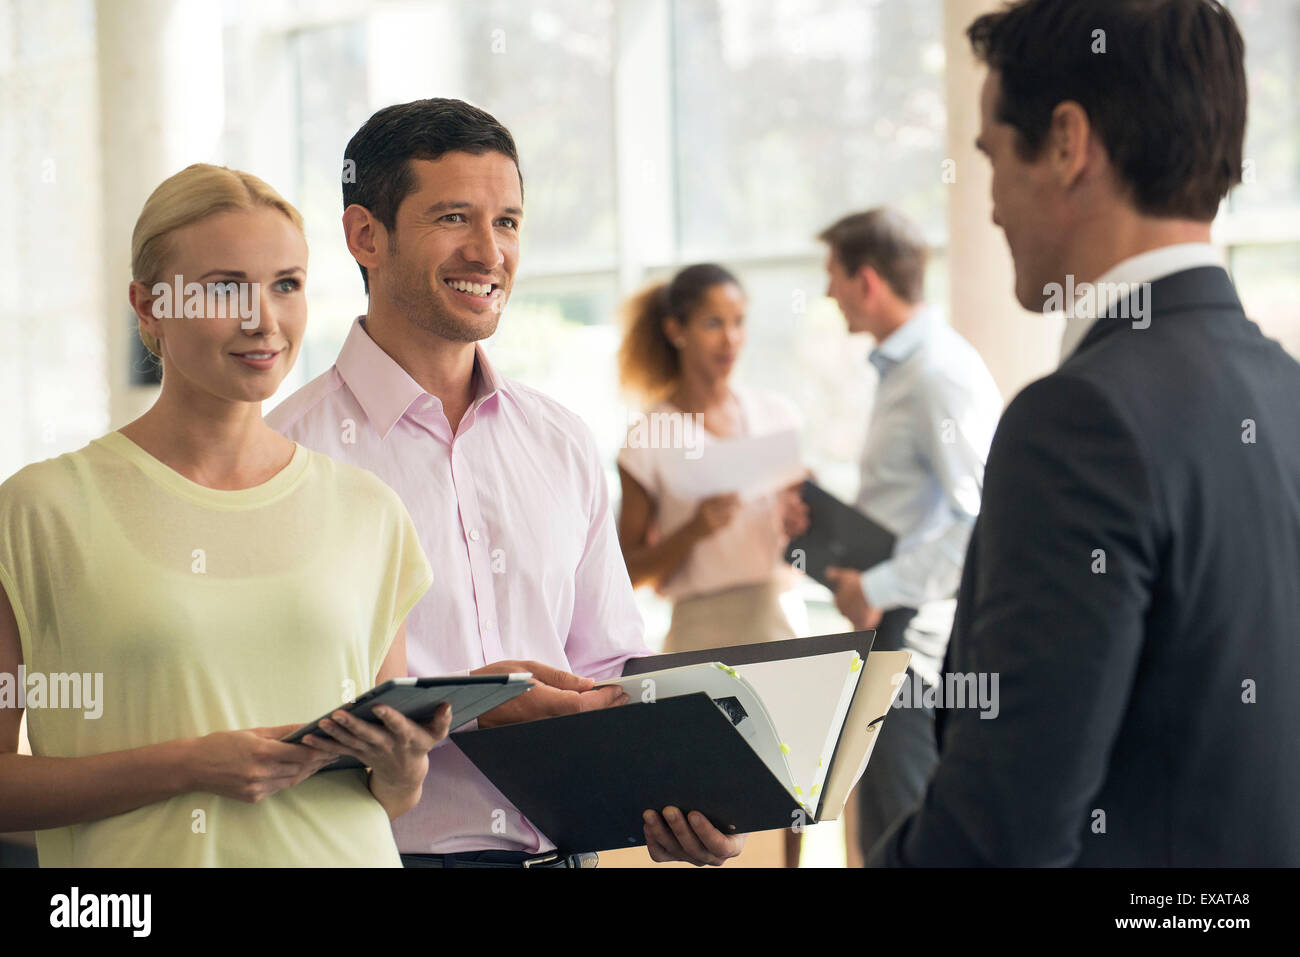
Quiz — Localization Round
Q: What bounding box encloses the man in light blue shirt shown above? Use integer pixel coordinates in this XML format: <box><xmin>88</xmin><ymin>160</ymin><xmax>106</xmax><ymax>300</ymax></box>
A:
<box><xmin>815</xmin><ymin>207</ymin><xmax>1002</xmax><ymax>860</ymax></box>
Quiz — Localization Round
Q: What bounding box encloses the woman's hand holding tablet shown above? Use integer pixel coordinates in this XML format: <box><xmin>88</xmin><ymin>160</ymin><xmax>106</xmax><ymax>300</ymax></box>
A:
<box><xmin>301</xmin><ymin>704</ymin><xmax>453</xmax><ymax>819</ymax></box>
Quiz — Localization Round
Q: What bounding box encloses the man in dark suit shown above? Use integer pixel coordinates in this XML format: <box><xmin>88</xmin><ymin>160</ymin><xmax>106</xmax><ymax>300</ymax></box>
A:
<box><xmin>870</xmin><ymin>0</ymin><xmax>1300</xmax><ymax>866</ymax></box>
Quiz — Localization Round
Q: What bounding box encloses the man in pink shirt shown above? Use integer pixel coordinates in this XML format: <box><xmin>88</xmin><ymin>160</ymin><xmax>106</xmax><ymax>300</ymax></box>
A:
<box><xmin>267</xmin><ymin>98</ymin><xmax>745</xmax><ymax>867</ymax></box>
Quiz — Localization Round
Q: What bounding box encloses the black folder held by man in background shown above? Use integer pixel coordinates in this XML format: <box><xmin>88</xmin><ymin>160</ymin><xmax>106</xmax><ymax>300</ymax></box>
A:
<box><xmin>783</xmin><ymin>480</ymin><xmax>896</xmax><ymax>588</ymax></box>
<box><xmin>451</xmin><ymin>631</ymin><xmax>911</xmax><ymax>853</ymax></box>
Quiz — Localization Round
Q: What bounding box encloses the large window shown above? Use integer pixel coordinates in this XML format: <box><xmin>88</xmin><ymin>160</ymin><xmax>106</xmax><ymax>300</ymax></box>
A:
<box><xmin>1222</xmin><ymin>0</ymin><xmax>1300</xmax><ymax>356</ymax></box>
<box><xmin>673</xmin><ymin>0</ymin><xmax>947</xmax><ymax>257</ymax></box>
<box><xmin>669</xmin><ymin>0</ymin><xmax>947</xmax><ymax>506</ymax></box>
<box><xmin>1232</xmin><ymin>0</ymin><xmax>1300</xmax><ymax>214</ymax></box>
<box><xmin>0</xmin><ymin>0</ymin><xmax>106</xmax><ymax>482</ymax></box>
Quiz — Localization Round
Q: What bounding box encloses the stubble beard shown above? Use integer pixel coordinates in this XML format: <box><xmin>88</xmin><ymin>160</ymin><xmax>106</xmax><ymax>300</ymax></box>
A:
<box><xmin>386</xmin><ymin>246</ymin><xmax>505</xmax><ymax>343</ymax></box>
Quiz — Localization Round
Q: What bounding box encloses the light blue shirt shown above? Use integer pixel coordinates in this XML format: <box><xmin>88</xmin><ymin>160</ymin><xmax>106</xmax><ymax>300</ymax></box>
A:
<box><xmin>855</xmin><ymin>306</ymin><xmax>1002</xmax><ymax>683</ymax></box>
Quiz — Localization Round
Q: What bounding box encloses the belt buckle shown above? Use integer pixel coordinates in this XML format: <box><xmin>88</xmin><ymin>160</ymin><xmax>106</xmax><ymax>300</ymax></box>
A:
<box><xmin>521</xmin><ymin>852</ymin><xmax>561</xmax><ymax>868</ymax></box>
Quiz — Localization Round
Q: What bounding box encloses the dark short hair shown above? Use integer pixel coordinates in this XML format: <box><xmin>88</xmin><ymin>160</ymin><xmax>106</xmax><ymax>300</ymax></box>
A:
<box><xmin>342</xmin><ymin>98</ymin><xmax>522</xmax><ymax>293</ymax></box>
<box><xmin>817</xmin><ymin>208</ymin><xmax>929</xmax><ymax>304</ymax></box>
<box><xmin>968</xmin><ymin>0</ymin><xmax>1246</xmax><ymax>221</ymax></box>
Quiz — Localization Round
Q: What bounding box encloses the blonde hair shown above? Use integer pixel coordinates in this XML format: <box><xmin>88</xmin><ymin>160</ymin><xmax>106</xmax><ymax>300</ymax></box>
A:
<box><xmin>130</xmin><ymin>164</ymin><xmax>306</xmax><ymax>359</ymax></box>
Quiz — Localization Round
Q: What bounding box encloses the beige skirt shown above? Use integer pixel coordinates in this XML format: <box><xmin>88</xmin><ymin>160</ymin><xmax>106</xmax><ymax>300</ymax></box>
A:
<box><xmin>664</xmin><ymin>579</ymin><xmax>797</xmax><ymax>654</ymax></box>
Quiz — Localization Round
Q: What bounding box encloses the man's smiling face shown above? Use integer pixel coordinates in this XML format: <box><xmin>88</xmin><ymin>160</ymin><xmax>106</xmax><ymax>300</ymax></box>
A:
<box><xmin>378</xmin><ymin>150</ymin><xmax>523</xmax><ymax>342</ymax></box>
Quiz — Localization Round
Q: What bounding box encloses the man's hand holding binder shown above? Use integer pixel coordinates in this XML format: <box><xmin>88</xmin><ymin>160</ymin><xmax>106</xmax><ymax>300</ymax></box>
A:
<box><xmin>472</xmin><ymin>660</ymin><xmax>628</xmax><ymax>728</ymax></box>
<box><xmin>469</xmin><ymin>659</ymin><xmax>746</xmax><ymax>865</ymax></box>
<box><xmin>453</xmin><ymin>632</ymin><xmax>909</xmax><ymax>861</ymax></box>
<box><xmin>643</xmin><ymin>807</ymin><xmax>747</xmax><ymax>866</ymax></box>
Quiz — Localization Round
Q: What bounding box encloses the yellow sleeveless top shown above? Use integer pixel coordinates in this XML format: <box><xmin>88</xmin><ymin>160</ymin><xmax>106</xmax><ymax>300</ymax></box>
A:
<box><xmin>0</xmin><ymin>431</ymin><xmax>433</xmax><ymax>866</ymax></box>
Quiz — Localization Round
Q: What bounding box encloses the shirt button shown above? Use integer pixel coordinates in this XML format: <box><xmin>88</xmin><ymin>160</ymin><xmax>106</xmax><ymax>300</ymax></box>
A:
<box><xmin>482</xmin><ymin>618</ymin><xmax>493</xmax><ymax>630</ymax></box>
<box><xmin>422</xmin><ymin>397</ymin><xmax>435</xmax><ymax>410</ymax></box>
<box><xmin>469</xmin><ymin>529</ymin><xmax>480</xmax><ymax>542</ymax></box>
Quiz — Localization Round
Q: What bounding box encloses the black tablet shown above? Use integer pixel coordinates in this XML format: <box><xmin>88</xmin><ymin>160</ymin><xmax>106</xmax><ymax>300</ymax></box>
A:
<box><xmin>283</xmin><ymin>674</ymin><xmax>533</xmax><ymax>770</ymax></box>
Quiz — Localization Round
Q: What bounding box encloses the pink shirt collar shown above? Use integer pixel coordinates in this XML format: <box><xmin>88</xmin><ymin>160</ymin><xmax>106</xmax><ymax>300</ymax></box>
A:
<box><xmin>334</xmin><ymin>316</ymin><xmax>527</xmax><ymax>438</ymax></box>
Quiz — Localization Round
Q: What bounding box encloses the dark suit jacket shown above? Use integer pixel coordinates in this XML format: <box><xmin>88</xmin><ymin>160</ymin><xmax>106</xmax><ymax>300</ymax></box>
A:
<box><xmin>869</xmin><ymin>266</ymin><xmax>1300</xmax><ymax>866</ymax></box>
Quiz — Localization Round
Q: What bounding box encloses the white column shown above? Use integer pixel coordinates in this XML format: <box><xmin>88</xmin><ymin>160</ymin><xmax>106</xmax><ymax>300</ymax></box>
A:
<box><xmin>97</xmin><ymin>0</ymin><xmax>225</xmax><ymax>427</ymax></box>
<box><xmin>612</xmin><ymin>0</ymin><xmax>675</xmax><ymax>293</ymax></box>
<box><xmin>942</xmin><ymin>0</ymin><xmax>1061</xmax><ymax>403</ymax></box>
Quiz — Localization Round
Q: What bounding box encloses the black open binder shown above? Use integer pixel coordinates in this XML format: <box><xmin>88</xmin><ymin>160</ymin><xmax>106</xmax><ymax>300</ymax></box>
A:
<box><xmin>452</xmin><ymin>631</ymin><xmax>901</xmax><ymax>852</ymax></box>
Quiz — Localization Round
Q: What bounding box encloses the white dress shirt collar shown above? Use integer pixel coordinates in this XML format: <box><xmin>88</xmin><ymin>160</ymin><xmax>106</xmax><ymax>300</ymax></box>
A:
<box><xmin>1059</xmin><ymin>243</ymin><xmax>1226</xmax><ymax>363</ymax></box>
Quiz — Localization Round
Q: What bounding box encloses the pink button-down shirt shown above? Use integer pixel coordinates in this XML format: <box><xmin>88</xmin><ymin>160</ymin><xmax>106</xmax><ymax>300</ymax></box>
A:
<box><xmin>267</xmin><ymin>317</ymin><xmax>648</xmax><ymax>854</ymax></box>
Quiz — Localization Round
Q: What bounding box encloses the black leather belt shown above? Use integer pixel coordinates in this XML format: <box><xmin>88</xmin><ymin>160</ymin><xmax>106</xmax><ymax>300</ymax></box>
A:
<box><xmin>400</xmin><ymin>850</ymin><xmax>599</xmax><ymax>869</ymax></box>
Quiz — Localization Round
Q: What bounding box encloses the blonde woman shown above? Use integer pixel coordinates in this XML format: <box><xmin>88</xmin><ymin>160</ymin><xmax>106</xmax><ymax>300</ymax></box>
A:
<box><xmin>0</xmin><ymin>164</ymin><xmax>445</xmax><ymax>866</ymax></box>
